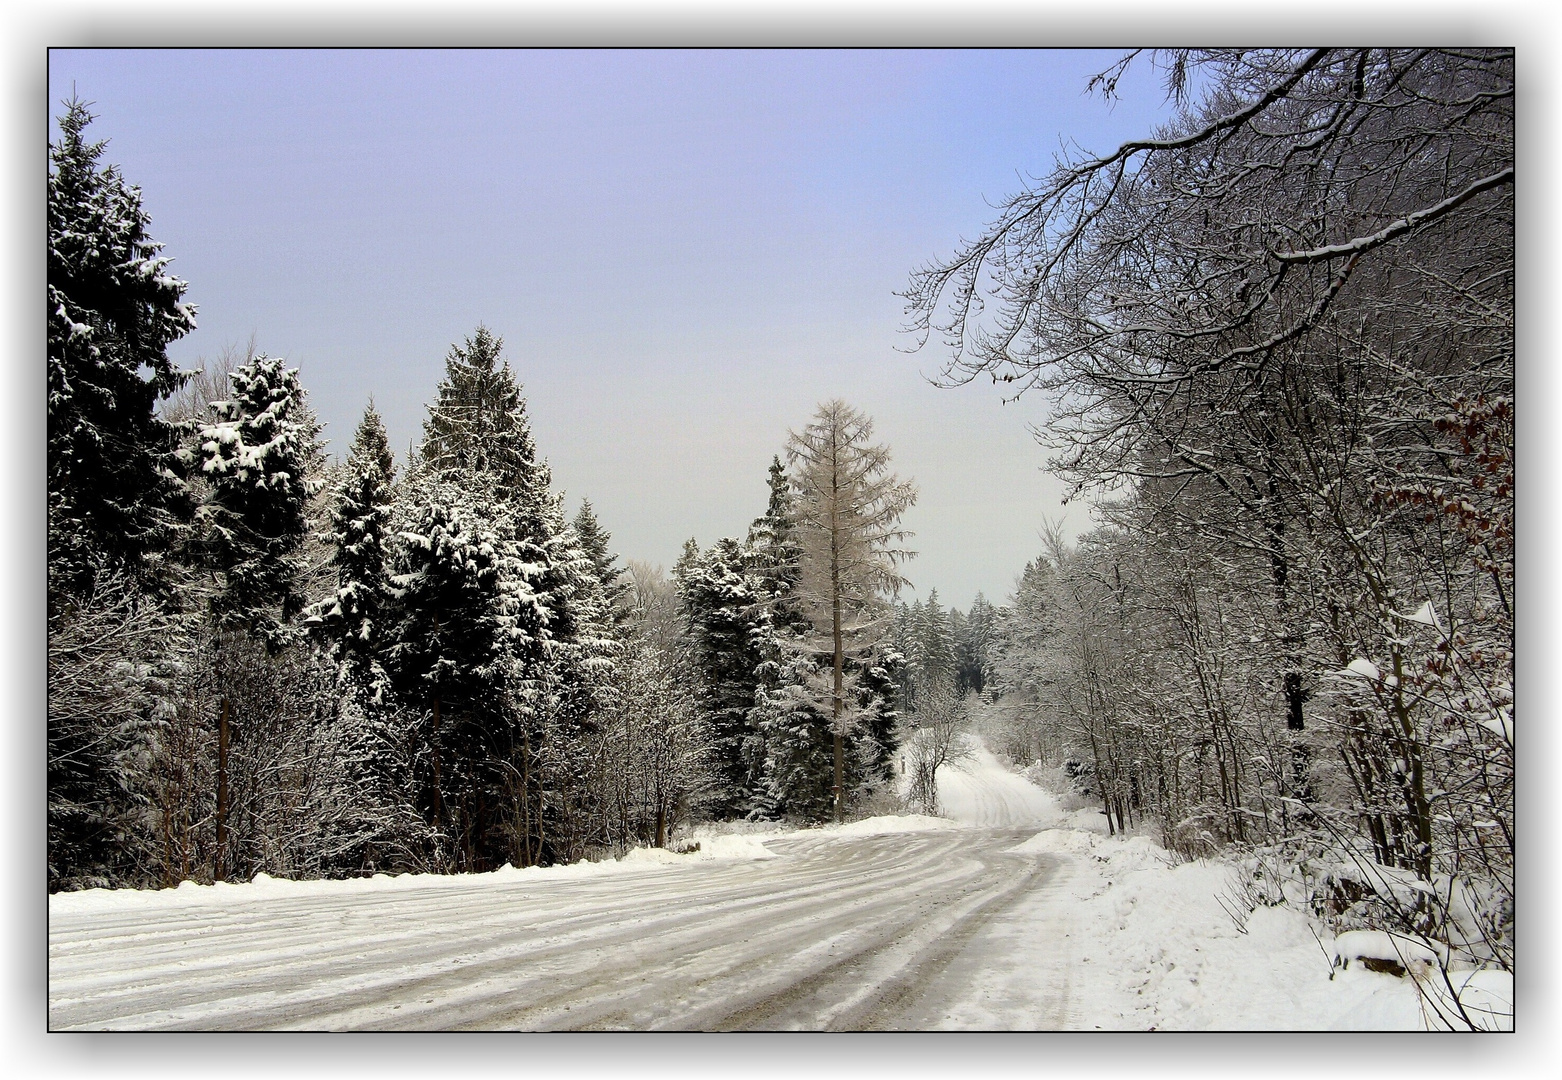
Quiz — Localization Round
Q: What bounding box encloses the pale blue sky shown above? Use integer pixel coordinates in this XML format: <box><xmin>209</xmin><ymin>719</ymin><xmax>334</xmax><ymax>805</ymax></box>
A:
<box><xmin>48</xmin><ymin>48</ymin><xmax>1179</xmax><ymax>609</ymax></box>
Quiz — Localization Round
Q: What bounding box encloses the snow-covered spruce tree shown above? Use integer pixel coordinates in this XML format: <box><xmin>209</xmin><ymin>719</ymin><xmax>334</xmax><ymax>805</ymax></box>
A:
<box><xmin>675</xmin><ymin>536</ymin><xmax>766</xmax><ymax>817</ymax></box>
<box><xmin>48</xmin><ymin>98</ymin><xmax>195</xmax><ymax>597</ymax></box>
<box><xmin>46</xmin><ymin>101</ymin><xmax>196</xmax><ymax>889</ymax></box>
<box><xmin>954</xmin><ymin>593</ymin><xmax>997</xmax><ymax>698</ymax></box>
<box><xmin>737</xmin><ymin>456</ymin><xmax>816</xmax><ymax>820</ymax></box>
<box><xmin>189</xmin><ymin>353</ymin><xmax>322</xmax><ymax>878</ymax></box>
<box><xmin>750</xmin><ymin>646</ymin><xmax>834</xmax><ymax>820</ymax></box>
<box><xmin>387</xmin><ymin>470</ymin><xmax>527</xmax><ymax>871</ymax></box>
<box><xmin>913</xmin><ymin>590</ymin><xmax>955</xmax><ymax>696</ymax></box>
<box><xmin>786</xmin><ymin>400</ymin><xmax>917</xmax><ymax>823</ymax></box>
<box><xmin>306</xmin><ymin>402</ymin><xmax>426</xmax><ymax>873</ymax></box>
<box><xmin>573</xmin><ymin>499</ymin><xmax>632</xmax><ymax>631</ymax></box>
<box><xmin>536</xmin><ymin>512</ymin><xmax>621</xmax><ymax>866</ymax></box>
<box><xmin>194</xmin><ymin>355</ymin><xmax>322</xmax><ymax>647</ymax></box>
<box><xmin>391</xmin><ymin>327</ymin><xmax>614</xmax><ymax>869</ymax></box>
<box><xmin>313</xmin><ymin>402</ymin><xmax>398</xmax><ymax>701</ymax></box>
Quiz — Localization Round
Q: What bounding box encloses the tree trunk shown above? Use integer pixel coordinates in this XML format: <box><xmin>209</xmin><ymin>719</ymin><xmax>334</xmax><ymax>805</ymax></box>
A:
<box><xmin>832</xmin><ymin>562</ymin><xmax>845</xmax><ymax>825</ymax></box>
<box><xmin>520</xmin><ymin>728</ymin><xmax>533</xmax><ymax>867</ymax></box>
<box><xmin>216</xmin><ymin>696</ymin><xmax>229</xmax><ymax>882</ymax></box>
<box><xmin>431</xmin><ymin>697</ymin><xmax>444</xmax><ymax>832</ymax></box>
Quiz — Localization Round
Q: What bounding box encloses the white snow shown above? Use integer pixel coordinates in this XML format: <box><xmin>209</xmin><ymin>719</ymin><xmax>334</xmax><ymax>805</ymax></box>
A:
<box><xmin>47</xmin><ymin>738</ymin><xmax>1510</xmax><ymax>1031</ymax></box>
<box><xmin>1341</xmin><ymin>657</ymin><xmax>1382</xmax><ymax>681</ymax></box>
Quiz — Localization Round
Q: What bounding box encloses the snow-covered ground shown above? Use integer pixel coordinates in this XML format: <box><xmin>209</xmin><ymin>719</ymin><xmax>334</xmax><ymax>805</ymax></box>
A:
<box><xmin>48</xmin><ymin>740</ymin><xmax>1507</xmax><ymax>1030</ymax></box>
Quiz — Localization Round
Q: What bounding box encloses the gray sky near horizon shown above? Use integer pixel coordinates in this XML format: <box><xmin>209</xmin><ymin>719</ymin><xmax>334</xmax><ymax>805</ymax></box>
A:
<box><xmin>48</xmin><ymin>48</ymin><xmax>1179</xmax><ymax>611</ymax></box>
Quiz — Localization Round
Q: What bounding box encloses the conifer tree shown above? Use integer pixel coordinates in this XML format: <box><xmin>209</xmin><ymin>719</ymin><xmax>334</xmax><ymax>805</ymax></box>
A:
<box><xmin>393</xmin><ymin>327</ymin><xmax>614</xmax><ymax>867</ymax></box>
<box><xmin>914</xmin><ymin>589</ymin><xmax>955</xmax><ymax>692</ymax></box>
<box><xmin>48</xmin><ymin>98</ymin><xmax>196</xmax><ymax>596</ymax></box>
<box><xmin>313</xmin><ymin>402</ymin><xmax>398</xmax><ymax>703</ymax></box>
<box><xmin>421</xmin><ymin>326</ymin><xmax>538</xmax><ymax>499</ymax></box>
<box><xmin>190</xmin><ymin>353</ymin><xmax>321</xmax><ymax>878</ymax></box>
<box><xmin>675</xmin><ymin>536</ymin><xmax>765</xmax><ymax>816</ymax></box>
<box><xmin>46</xmin><ymin>100</ymin><xmax>196</xmax><ymax>888</ymax></box>
<box><xmin>955</xmin><ymin>594</ymin><xmax>997</xmax><ymax>697</ymax></box>
<box><xmin>388</xmin><ymin>472</ymin><xmax>526</xmax><ymax>869</ymax></box>
<box><xmin>751</xmin><ymin>647</ymin><xmax>833</xmax><ymax>819</ymax></box>
<box><xmin>742</xmin><ymin>457</ymin><xmax>808</xmax><ymax>815</ymax></box>
<box><xmin>573</xmin><ymin>499</ymin><xmax>631</xmax><ymax>629</ymax></box>
<box><xmin>194</xmin><ymin>355</ymin><xmax>322</xmax><ymax>649</ymax></box>
<box><xmin>786</xmin><ymin>400</ymin><xmax>917</xmax><ymax>822</ymax></box>
<box><xmin>307</xmin><ymin>403</ymin><xmax>414</xmax><ymax>871</ymax></box>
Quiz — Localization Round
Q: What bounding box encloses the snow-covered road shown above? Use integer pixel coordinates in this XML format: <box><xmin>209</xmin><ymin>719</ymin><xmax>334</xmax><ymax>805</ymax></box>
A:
<box><xmin>50</xmin><ymin>741</ymin><xmax>1476</xmax><ymax>1030</ymax></box>
<box><xmin>50</xmin><ymin>743</ymin><xmax>1081</xmax><ymax>1031</ymax></box>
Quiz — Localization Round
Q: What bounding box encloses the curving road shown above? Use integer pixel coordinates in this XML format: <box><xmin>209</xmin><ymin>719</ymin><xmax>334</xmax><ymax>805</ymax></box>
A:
<box><xmin>49</xmin><ymin>743</ymin><xmax>1080</xmax><ymax>1031</ymax></box>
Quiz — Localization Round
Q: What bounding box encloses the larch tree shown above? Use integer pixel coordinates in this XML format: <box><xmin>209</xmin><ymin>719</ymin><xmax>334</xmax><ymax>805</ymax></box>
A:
<box><xmin>786</xmin><ymin>400</ymin><xmax>917</xmax><ymax>822</ymax></box>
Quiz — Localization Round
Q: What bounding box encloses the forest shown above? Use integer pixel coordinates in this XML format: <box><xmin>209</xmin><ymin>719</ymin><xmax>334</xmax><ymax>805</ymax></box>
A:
<box><xmin>48</xmin><ymin>48</ymin><xmax>1512</xmax><ymax>989</ymax></box>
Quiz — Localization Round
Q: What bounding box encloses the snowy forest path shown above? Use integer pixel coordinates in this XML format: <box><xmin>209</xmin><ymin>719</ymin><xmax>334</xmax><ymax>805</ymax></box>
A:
<box><xmin>50</xmin><ymin>743</ymin><xmax>1083</xmax><ymax>1030</ymax></box>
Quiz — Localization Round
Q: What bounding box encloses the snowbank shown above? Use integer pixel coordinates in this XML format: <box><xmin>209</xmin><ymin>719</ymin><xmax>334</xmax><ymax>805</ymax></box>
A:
<box><xmin>996</xmin><ymin>825</ymin><xmax>1510</xmax><ymax>1030</ymax></box>
<box><xmin>819</xmin><ymin>813</ymin><xmax>960</xmax><ymax>838</ymax></box>
<box><xmin>51</xmin><ymin>812</ymin><xmax>964</xmax><ymax>919</ymax></box>
<box><xmin>50</xmin><ymin>835</ymin><xmax>782</xmax><ymax>917</ymax></box>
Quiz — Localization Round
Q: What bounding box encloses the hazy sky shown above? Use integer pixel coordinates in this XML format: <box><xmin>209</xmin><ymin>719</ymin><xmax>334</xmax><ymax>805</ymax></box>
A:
<box><xmin>48</xmin><ymin>48</ymin><xmax>1180</xmax><ymax>610</ymax></box>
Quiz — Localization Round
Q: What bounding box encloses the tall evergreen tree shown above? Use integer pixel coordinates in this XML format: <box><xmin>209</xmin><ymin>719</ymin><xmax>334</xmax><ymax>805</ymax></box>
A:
<box><xmin>48</xmin><ymin>98</ymin><xmax>196</xmax><ymax>595</ymax></box>
<box><xmin>573</xmin><ymin>499</ymin><xmax>631</xmax><ymax>629</ymax></box>
<box><xmin>675</xmin><ymin>536</ymin><xmax>765</xmax><ymax>816</ymax></box>
<box><xmin>313</xmin><ymin>402</ymin><xmax>398</xmax><ymax>703</ymax></box>
<box><xmin>743</xmin><ymin>456</ymin><xmax>811</xmax><ymax>816</ymax></box>
<box><xmin>421</xmin><ymin>326</ymin><xmax>539</xmax><ymax>500</ymax></box>
<box><xmin>392</xmin><ymin>327</ymin><xmax>614</xmax><ymax>868</ymax></box>
<box><xmin>388</xmin><ymin>472</ymin><xmax>527</xmax><ymax>870</ymax></box>
<box><xmin>189</xmin><ymin>352</ymin><xmax>321</xmax><ymax>879</ymax></box>
<box><xmin>914</xmin><ymin>589</ymin><xmax>955</xmax><ymax>692</ymax></box>
<box><xmin>46</xmin><ymin>100</ymin><xmax>196</xmax><ymax>889</ymax></box>
<box><xmin>193</xmin><ymin>355</ymin><xmax>322</xmax><ymax>650</ymax></box>
<box><xmin>307</xmin><ymin>402</ymin><xmax>414</xmax><ymax>872</ymax></box>
<box><xmin>954</xmin><ymin>593</ymin><xmax>997</xmax><ymax>697</ymax></box>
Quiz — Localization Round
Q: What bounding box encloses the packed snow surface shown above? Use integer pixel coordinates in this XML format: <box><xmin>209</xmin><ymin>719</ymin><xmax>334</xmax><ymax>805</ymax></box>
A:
<box><xmin>50</xmin><ymin>739</ymin><xmax>1502</xmax><ymax>1030</ymax></box>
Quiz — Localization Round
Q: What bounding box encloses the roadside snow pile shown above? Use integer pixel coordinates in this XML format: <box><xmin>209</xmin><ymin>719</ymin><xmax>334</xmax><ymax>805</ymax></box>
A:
<box><xmin>1006</xmin><ymin>828</ymin><xmax>1104</xmax><ymax>857</ymax></box>
<box><xmin>51</xmin><ymin>836</ymin><xmax>784</xmax><ymax>916</ymax></box>
<box><xmin>826</xmin><ymin>813</ymin><xmax>961</xmax><ymax>837</ymax></box>
<box><xmin>622</xmin><ymin>834</ymin><xmax>779</xmax><ymax>864</ymax></box>
<box><xmin>1008</xmin><ymin>827</ymin><xmax>1511</xmax><ymax>1030</ymax></box>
